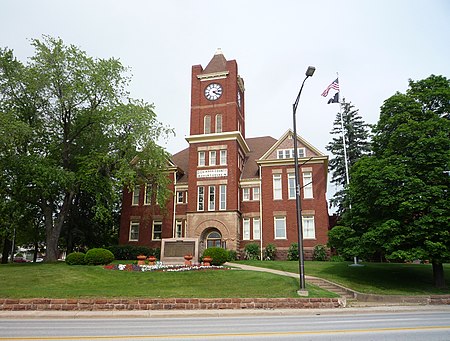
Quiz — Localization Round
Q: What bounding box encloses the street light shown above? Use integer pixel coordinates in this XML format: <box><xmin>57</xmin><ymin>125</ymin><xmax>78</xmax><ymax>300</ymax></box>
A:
<box><xmin>293</xmin><ymin>66</ymin><xmax>315</xmax><ymax>296</ymax></box>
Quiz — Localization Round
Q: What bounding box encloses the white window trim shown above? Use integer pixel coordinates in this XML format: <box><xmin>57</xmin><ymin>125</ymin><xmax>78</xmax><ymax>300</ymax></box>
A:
<box><xmin>220</xmin><ymin>150</ymin><xmax>227</xmax><ymax>165</ymax></box>
<box><xmin>175</xmin><ymin>220</ymin><xmax>183</xmax><ymax>238</ymax></box>
<box><xmin>242</xmin><ymin>187</ymin><xmax>250</xmax><ymax>201</ymax></box>
<box><xmin>198</xmin><ymin>151</ymin><xmax>206</xmax><ymax>167</ymax></box>
<box><xmin>152</xmin><ymin>221</ymin><xmax>162</xmax><ymax>240</ymax></box>
<box><xmin>215</xmin><ymin>114</ymin><xmax>222</xmax><ymax>133</ymax></box>
<box><xmin>132</xmin><ymin>185</ymin><xmax>140</xmax><ymax>206</ymax></box>
<box><xmin>176</xmin><ymin>191</ymin><xmax>183</xmax><ymax>204</ymax></box>
<box><xmin>209</xmin><ymin>150</ymin><xmax>216</xmax><ymax>166</ymax></box>
<box><xmin>302</xmin><ymin>216</ymin><xmax>316</xmax><ymax>239</ymax></box>
<box><xmin>129</xmin><ymin>221</ymin><xmax>139</xmax><ymax>241</ymax></box>
<box><xmin>288</xmin><ymin>173</ymin><xmax>296</xmax><ymax>200</ymax></box>
<box><xmin>197</xmin><ymin>186</ymin><xmax>204</xmax><ymax>211</ymax></box>
<box><xmin>274</xmin><ymin>216</ymin><xmax>287</xmax><ymax>239</ymax></box>
<box><xmin>243</xmin><ymin>218</ymin><xmax>250</xmax><ymax>240</ymax></box>
<box><xmin>144</xmin><ymin>184</ymin><xmax>152</xmax><ymax>205</ymax></box>
<box><xmin>208</xmin><ymin>186</ymin><xmax>215</xmax><ymax>211</ymax></box>
<box><xmin>219</xmin><ymin>184</ymin><xmax>226</xmax><ymax>210</ymax></box>
<box><xmin>273</xmin><ymin>174</ymin><xmax>282</xmax><ymax>200</ymax></box>
<box><xmin>252</xmin><ymin>187</ymin><xmax>260</xmax><ymax>201</ymax></box>
<box><xmin>253</xmin><ymin>218</ymin><xmax>260</xmax><ymax>240</ymax></box>
<box><xmin>302</xmin><ymin>171</ymin><xmax>313</xmax><ymax>199</ymax></box>
<box><xmin>204</xmin><ymin>115</ymin><xmax>211</xmax><ymax>134</ymax></box>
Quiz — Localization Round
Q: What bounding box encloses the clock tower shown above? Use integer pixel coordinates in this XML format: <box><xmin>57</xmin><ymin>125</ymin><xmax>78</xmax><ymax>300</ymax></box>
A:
<box><xmin>185</xmin><ymin>49</ymin><xmax>249</xmax><ymax>251</ymax></box>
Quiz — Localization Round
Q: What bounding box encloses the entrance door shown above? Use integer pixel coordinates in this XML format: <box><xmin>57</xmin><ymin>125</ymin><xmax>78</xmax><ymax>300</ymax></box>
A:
<box><xmin>206</xmin><ymin>230</ymin><xmax>222</xmax><ymax>248</ymax></box>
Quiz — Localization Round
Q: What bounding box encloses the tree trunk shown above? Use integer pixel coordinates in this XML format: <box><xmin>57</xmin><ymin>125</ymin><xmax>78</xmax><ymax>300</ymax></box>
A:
<box><xmin>432</xmin><ymin>260</ymin><xmax>446</xmax><ymax>289</ymax></box>
<box><xmin>1</xmin><ymin>236</ymin><xmax>11</xmax><ymax>264</ymax></box>
<box><xmin>42</xmin><ymin>192</ymin><xmax>74</xmax><ymax>262</ymax></box>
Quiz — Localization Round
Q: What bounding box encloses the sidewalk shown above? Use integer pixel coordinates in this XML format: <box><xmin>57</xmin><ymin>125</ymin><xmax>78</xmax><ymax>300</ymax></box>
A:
<box><xmin>1</xmin><ymin>305</ymin><xmax>449</xmax><ymax>319</ymax></box>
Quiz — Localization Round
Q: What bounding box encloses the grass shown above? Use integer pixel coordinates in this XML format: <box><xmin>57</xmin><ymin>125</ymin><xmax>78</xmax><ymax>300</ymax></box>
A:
<box><xmin>0</xmin><ymin>262</ymin><xmax>336</xmax><ymax>299</ymax></box>
<box><xmin>236</xmin><ymin>260</ymin><xmax>450</xmax><ymax>295</ymax></box>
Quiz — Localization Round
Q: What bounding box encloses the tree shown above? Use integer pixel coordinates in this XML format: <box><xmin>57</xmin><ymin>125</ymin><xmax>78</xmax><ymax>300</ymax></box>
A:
<box><xmin>325</xmin><ymin>99</ymin><xmax>371</xmax><ymax>213</ymax></box>
<box><xmin>343</xmin><ymin>75</ymin><xmax>450</xmax><ymax>288</ymax></box>
<box><xmin>0</xmin><ymin>36</ymin><xmax>172</xmax><ymax>261</ymax></box>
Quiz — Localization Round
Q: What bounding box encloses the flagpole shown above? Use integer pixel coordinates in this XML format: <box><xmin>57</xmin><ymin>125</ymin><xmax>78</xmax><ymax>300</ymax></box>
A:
<box><xmin>337</xmin><ymin>72</ymin><xmax>350</xmax><ymax>187</ymax></box>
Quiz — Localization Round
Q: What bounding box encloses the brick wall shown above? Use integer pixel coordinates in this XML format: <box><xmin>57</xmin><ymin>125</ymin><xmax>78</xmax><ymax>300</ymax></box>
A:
<box><xmin>0</xmin><ymin>298</ymin><xmax>342</xmax><ymax>311</ymax></box>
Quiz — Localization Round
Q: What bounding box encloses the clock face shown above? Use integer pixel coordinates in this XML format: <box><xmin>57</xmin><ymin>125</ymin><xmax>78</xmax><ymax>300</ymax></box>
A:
<box><xmin>204</xmin><ymin>83</ymin><xmax>223</xmax><ymax>101</ymax></box>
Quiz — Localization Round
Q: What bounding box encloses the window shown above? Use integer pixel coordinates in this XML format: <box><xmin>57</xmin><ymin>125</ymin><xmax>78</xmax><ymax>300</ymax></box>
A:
<box><xmin>243</xmin><ymin>218</ymin><xmax>250</xmax><ymax>240</ymax></box>
<box><xmin>198</xmin><ymin>151</ymin><xmax>205</xmax><ymax>166</ymax></box>
<box><xmin>129</xmin><ymin>221</ymin><xmax>139</xmax><ymax>241</ymax></box>
<box><xmin>216</xmin><ymin>114</ymin><xmax>222</xmax><ymax>133</ymax></box>
<box><xmin>273</xmin><ymin>174</ymin><xmax>282</xmax><ymax>200</ymax></box>
<box><xmin>132</xmin><ymin>185</ymin><xmax>140</xmax><ymax>206</ymax></box>
<box><xmin>209</xmin><ymin>151</ymin><xmax>216</xmax><ymax>166</ymax></box>
<box><xmin>288</xmin><ymin>173</ymin><xmax>296</xmax><ymax>199</ymax></box>
<box><xmin>208</xmin><ymin>186</ymin><xmax>215</xmax><ymax>211</ymax></box>
<box><xmin>253</xmin><ymin>187</ymin><xmax>260</xmax><ymax>201</ymax></box>
<box><xmin>242</xmin><ymin>188</ymin><xmax>250</xmax><ymax>201</ymax></box>
<box><xmin>177</xmin><ymin>191</ymin><xmax>184</xmax><ymax>204</ymax></box>
<box><xmin>302</xmin><ymin>172</ymin><xmax>313</xmax><ymax>199</ymax></box>
<box><xmin>219</xmin><ymin>185</ymin><xmax>227</xmax><ymax>210</ymax></box>
<box><xmin>144</xmin><ymin>184</ymin><xmax>152</xmax><ymax>205</ymax></box>
<box><xmin>197</xmin><ymin>186</ymin><xmax>204</xmax><ymax>211</ymax></box>
<box><xmin>274</xmin><ymin>216</ymin><xmax>286</xmax><ymax>239</ymax></box>
<box><xmin>302</xmin><ymin>216</ymin><xmax>316</xmax><ymax>239</ymax></box>
<box><xmin>175</xmin><ymin>220</ymin><xmax>183</xmax><ymax>238</ymax></box>
<box><xmin>204</xmin><ymin>115</ymin><xmax>211</xmax><ymax>134</ymax></box>
<box><xmin>152</xmin><ymin>221</ymin><xmax>162</xmax><ymax>240</ymax></box>
<box><xmin>276</xmin><ymin>148</ymin><xmax>305</xmax><ymax>159</ymax></box>
<box><xmin>220</xmin><ymin>150</ymin><xmax>227</xmax><ymax>165</ymax></box>
<box><xmin>206</xmin><ymin>231</ymin><xmax>222</xmax><ymax>248</ymax></box>
<box><xmin>253</xmin><ymin>218</ymin><xmax>260</xmax><ymax>240</ymax></box>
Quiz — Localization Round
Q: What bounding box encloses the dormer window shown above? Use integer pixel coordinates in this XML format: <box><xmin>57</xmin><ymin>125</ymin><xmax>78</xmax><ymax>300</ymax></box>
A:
<box><xmin>276</xmin><ymin>148</ymin><xmax>305</xmax><ymax>159</ymax></box>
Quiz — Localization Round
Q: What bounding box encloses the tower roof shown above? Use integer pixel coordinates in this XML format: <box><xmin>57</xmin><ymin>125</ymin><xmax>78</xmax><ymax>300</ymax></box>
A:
<box><xmin>203</xmin><ymin>48</ymin><xmax>228</xmax><ymax>74</ymax></box>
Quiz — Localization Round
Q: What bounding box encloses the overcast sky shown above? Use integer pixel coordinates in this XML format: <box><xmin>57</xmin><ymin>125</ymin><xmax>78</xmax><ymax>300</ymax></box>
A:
<box><xmin>1</xmin><ymin>0</ymin><xmax>449</xmax><ymax>203</ymax></box>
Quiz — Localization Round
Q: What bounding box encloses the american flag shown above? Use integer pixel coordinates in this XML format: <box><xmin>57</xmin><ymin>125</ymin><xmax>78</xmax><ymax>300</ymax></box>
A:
<box><xmin>321</xmin><ymin>78</ymin><xmax>339</xmax><ymax>97</ymax></box>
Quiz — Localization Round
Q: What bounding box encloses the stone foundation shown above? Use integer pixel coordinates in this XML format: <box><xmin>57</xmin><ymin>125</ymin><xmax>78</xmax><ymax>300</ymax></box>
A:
<box><xmin>0</xmin><ymin>298</ymin><xmax>342</xmax><ymax>311</ymax></box>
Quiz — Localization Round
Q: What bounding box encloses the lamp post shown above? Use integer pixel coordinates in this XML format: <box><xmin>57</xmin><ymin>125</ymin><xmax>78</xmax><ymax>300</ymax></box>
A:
<box><xmin>293</xmin><ymin>66</ymin><xmax>315</xmax><ymax>296</ymax></box>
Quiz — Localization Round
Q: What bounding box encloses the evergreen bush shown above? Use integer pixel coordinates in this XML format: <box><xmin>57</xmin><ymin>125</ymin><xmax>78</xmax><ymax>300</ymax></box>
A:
<box><xmin>107</xmin><ymin>245</ymin><xmax>160</xmax><ymax>260</ymax></box>
<box><xmin>202</xmin><ymin>247</ymin><xmax>228</xmax><ymax>265</ymax></box>
<box><xmin>226</xmin><ymin>249</ymin><xmax>237</xmax><ymax>261</ymax></box>
<box><xmin>244</xmin><ymin>243</ymin><xmax>260</xmax><ymax>260</ymax></box>
<box><xmin>263</xmin><ymin>243</ymin><xmax>277</xmax><ymax>260</ymax></box>
<box><xmin>84</xmin><ymin>248</ymin><xmax>115</xmax><ymax>265</ymax></box>
<box><xmin>313</xmin><ymin>244</ymin><xmax>328</xmax><ymax>261</ymax></box>
<box><xmin>65</xmin><ymin>252</ymin><xmax>86</xmax><ymax>265</ymax></box>
<box><xmin>287</xmin><ymin>243</ymin><xmax>299</xmax><ymax>261</ymax></box>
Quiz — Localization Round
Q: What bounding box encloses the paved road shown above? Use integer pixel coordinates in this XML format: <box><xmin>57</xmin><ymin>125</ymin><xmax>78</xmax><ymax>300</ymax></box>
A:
<box><xmin>1</xmin><ymin>309</ymin><xmax>450</xmax><ymax>340</ymax></box>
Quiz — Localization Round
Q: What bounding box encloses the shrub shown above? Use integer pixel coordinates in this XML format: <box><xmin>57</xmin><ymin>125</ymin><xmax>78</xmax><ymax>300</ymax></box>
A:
<box><xmin>287</xmin><ymin>243</ymin><xmax>298</xmax><ymax>261</ymax></box>
<box><xmin>313</xmin><ymin>244</ymin><xmax>328</xmax><ymax>261</ymax></box>
<box><xmin>84</xmin><ymin>248</ymin><xmax>115</xmax><ymax>265</ymax></box>
<box><xmin>227</xmin><ymin>249</ymin><xmax>237</xmax><ymax>261</ymax></box>
<box><xmin>107</xmin><ymin>245</ymin><xmax>160</xmax><ymax>260</ymax></box>
<box><xmin>202</xmin><ymin>247</ymin><xmax>228</xmax><ymax>265</ymax></box>
<box><xmin>263</xmin><ymin>243</ymin><xmax>277</xmax><ymax>260</ymax></box>
<box><xmin>65</xmin><ymin>252</ymin><xmax>86</xmax><ymax>265</ymax></box>
<box><xmin>330</xmin><ymin>255</ymin><xmax>345</xmax><ymax>262</ymax></box>
<box><xmin>244</xmin><ymin>243</ymin><xmax>260</xmax><ymax>260</ymax></box>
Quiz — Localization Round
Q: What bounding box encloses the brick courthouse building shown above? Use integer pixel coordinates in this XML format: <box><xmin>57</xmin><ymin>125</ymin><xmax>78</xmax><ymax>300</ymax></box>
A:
<box><xmin>119</xmin><ymin>50</ymin><xmax>330</xmax><ymax>260</ymax></box>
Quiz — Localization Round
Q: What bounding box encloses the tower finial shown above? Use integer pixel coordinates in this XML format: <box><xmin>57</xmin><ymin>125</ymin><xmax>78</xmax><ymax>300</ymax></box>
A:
<box><xmin>215</xmin><ymin>48</ymin><xmax>223</xmax><ymax>55</ymax></box>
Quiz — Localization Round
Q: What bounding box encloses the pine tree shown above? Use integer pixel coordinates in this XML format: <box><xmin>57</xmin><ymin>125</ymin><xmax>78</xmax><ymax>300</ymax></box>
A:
<box><xmin>325</xmin><ymin>99</ymin><xmax>372</xmax><ymax>213</ymax></box>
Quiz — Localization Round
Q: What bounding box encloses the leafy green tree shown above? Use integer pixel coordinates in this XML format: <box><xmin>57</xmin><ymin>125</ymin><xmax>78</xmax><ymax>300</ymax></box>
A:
<box><xmin>325</xmin><ymin>99</ymin><xmax>371</xmax><ymax>214</ymax></box>
<box><xmin>0</xmin><ymin>36</ymin><xmax>172</xmax><ymax>261</ymax></box>
<box><xmin>344</xmin><ymin>75</ymin><xmax>450</xmax><ymax>288</ymax></box>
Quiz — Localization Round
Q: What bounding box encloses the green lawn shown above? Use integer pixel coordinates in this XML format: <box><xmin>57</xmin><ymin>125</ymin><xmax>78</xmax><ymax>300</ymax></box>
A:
<box><xmin>0</xmin><ymin>262</ymin><xmax>336</xmax><ymax>299</ymax></box>
<box><xmin>236</xmin><ymin>260</ymin><xmax>450</xmax><ymax>295</ymax></box>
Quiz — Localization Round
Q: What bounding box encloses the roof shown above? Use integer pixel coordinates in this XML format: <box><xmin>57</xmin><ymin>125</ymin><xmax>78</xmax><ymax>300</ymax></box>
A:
<box><xmin>241</xmin><ymin>136</ymin><xmax>278</xmax><ymax>179</ymax></box>
<box><xmin>170</xmin><ymin>147</ymin><xmax>189</xmax><ymax>183</ymax></box>
<box><xmin>203</xmin><ymin>48</ymin><xmax>228</xmax><ymax>74</ymax></box>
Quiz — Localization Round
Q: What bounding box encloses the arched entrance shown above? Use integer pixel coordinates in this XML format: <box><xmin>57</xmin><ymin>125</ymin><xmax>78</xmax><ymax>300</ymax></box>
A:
<box><xmin>202</xmin><ymin>228</ymin><xmax>226</xmax><ymax>249</ymax></box>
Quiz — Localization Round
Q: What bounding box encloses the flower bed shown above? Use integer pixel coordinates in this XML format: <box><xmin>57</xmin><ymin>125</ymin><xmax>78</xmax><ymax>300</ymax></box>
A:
<box><xmin>104</xmin><ymin>262</ymin><xmax>229</xmax><ymax>272</ymax></box>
